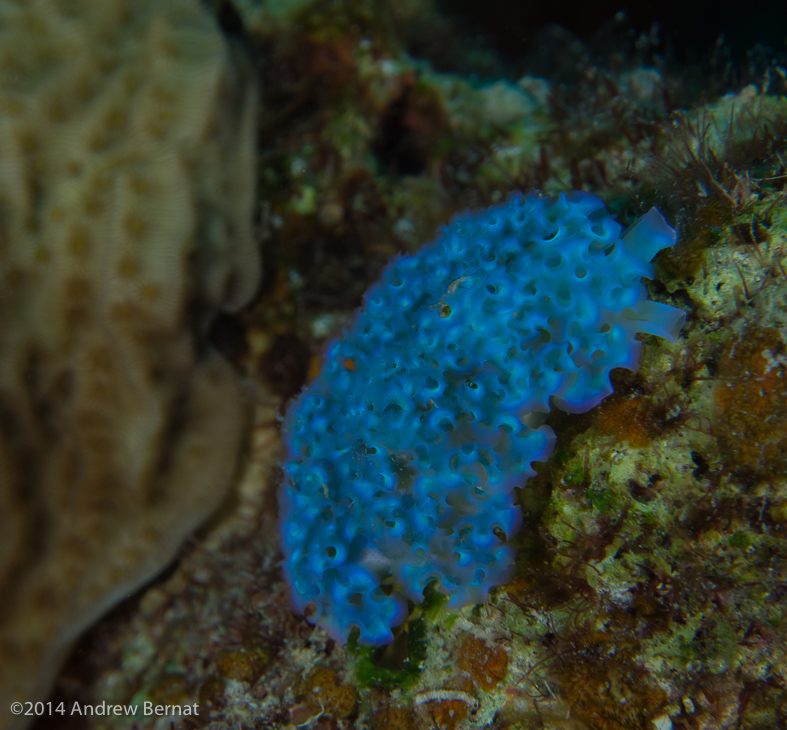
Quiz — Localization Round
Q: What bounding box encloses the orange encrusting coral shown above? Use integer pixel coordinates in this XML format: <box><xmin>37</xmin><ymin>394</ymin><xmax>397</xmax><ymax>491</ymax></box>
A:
<box><xmin>457</xmin><ymin>635</ymin><xmax>509</xmax><ymax>690</ymax></box>
<box><xmin>557</xmin><ymin>654</ymin><xmax>669</xmax><ymax>730</ymax></box>
<box><xmin>429</xmin><ymin>699</ymin><xmax>470</xmax><ymax>730</ymax></box>
<box><xmin>595</xmin><ymin>394</ymin><xmax>658</xmax><ymax>447</ymax></box>
<box><xmin>714</xmin><ymin>328</ymin><xmax>787</xmax><ymax>479</ymax></box>
<box><xmin>299</xmin><ymin>666</ymin><xmax>359</xmax><ymax>720</ymax></box>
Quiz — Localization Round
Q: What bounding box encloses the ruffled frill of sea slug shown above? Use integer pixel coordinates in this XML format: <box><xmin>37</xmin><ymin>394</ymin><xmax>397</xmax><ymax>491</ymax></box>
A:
<box><xmin>280</xmin><ymin>191</ymin><xmax>686</xmax><ymax>645</ymax></box>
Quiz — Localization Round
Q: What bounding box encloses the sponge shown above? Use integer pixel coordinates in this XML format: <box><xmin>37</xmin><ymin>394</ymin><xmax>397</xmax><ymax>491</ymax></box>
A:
<box><xmin>280</xmin><ymin>191</ymin><xmax>685</xmax><ymax>645</ymax></box>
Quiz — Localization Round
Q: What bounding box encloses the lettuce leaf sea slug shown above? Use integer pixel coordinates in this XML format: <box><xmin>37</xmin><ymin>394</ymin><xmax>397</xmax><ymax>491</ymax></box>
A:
<box><xmin>280</xmin><ymin>191</ymin><xmax>685</xmax><ymax>645</ymax></box>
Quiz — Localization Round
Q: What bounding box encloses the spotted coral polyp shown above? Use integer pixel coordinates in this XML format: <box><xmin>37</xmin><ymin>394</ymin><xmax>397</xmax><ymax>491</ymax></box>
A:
<box><xmin>280</xmin><ymin>191</ymin><xmax>685</xmax><ymax>645</ymax></box>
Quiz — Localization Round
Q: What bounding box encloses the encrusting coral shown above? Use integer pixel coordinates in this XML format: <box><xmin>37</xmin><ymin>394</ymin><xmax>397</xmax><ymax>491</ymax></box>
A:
<box><xmin>0</xmin><ymin>0</ymin><xmax>259</xmax><ymax>724</ymax></box>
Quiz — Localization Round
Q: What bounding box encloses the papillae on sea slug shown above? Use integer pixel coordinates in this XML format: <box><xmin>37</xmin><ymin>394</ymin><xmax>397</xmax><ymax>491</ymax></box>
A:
<box><xmin>280</xmin><ymin>191</ymin><xmax>686</xmax><ymax>645</ymax></box>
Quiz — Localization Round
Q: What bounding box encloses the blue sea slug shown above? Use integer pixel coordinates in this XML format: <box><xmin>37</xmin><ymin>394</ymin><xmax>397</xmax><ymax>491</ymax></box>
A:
<box><xmin>280</xmin><ymin>191</ymin><xmax>685</xmax><ymax>645</ymax></box>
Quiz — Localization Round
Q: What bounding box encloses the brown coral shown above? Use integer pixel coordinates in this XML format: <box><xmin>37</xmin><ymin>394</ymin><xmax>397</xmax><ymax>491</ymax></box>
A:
<box><xmin>300</xmin><ymin>666</ymin><xmax>359</xmax><ymax>720</ymax></box>
<box><xmin>553</xmin><ymin>633</ymin><xmax>669</xmax><ymax>730</ymax></box>
<box><xmin>714</xmin><ymin>327</ymin><xmax>787</xmax><ymax>480</ymax></box>
<box><xmin>215</xmin><ymin>650</ymin><xmax>267</xmax><ymax>685</ymax></box>
<box><xmin>595</xmin><ymin>394</ymin><xmax>657</xmax><ymax>448</ymax></box>
<box><xmin>0</xmin><ymin>0</ymin><xmax>259</xmax><ymax>723</ymax></box>
<box><xmin>370</xmin><ymin>702</ymin><xmax>417</xmax><ymax>730</ymax></box>
<box><xmin>457</xmin><ymin>635</ymin><xmax>509</xmax><ymax>690</ymax></box>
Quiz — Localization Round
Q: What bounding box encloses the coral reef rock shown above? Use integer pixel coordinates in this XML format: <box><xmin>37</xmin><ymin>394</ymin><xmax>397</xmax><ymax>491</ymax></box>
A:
<box><xmin>0</xmin><ymin>0</ymin><xmax>259</xmax><ymax>724</ymax></box>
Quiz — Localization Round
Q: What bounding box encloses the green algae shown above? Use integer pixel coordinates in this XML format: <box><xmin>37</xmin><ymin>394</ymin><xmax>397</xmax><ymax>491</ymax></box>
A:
<box><xmin>348</xmin><ymin>583</ymin><xmax>450</xmax><ymax>690</ymax></box>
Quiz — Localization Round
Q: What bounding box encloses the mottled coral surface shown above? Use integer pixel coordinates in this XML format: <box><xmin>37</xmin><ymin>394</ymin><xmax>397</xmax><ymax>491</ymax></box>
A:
<box><xmin>0</xmin><ymin>0</ymin><xmax>258</xmax><ymax>723</ymax></box>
